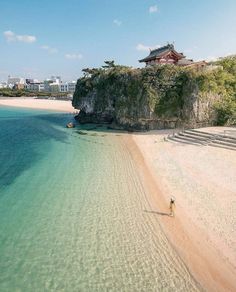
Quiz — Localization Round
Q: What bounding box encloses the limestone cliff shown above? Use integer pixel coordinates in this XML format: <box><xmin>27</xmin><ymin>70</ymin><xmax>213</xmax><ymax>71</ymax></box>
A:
<box><xmin>72</xmin><ymin>57</ymin><xmax>236</xmax><ymax>130</ymax></box>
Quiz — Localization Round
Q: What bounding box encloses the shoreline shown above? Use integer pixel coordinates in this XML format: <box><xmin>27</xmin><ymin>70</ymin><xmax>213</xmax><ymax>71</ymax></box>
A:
<box><xmin>124</xmin><ymin>130</ymin><xmax>236</xmax><ymax>291</ymax></box>
<box><xmin>0</xmin><ymin>97</ymin><xmax>76</xmax><ymax>113</ymax></box>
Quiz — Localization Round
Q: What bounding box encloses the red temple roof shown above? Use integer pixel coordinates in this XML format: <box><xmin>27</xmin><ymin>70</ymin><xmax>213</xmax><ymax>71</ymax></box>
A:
<box><xmin>139</xmin><ymin>44</ymin><xmax>185</xmax><ymax>63</ymax></box>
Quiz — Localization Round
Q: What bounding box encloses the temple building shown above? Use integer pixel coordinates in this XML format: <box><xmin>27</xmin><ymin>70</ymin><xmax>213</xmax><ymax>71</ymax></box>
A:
<box><xmin>139</xmin><ymin>44</ymin><xmax>206</xmax><ymax>69</ymax></box>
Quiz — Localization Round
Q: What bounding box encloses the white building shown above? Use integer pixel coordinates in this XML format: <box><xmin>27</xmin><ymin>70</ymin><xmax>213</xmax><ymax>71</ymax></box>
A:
<box><xmin>26</xmin><ymin>83</ymin><xmax>45</xmax><ymax>92</ymax></box>
<box><xmin>60</xmin><ymin>81</ymin><xmax>76</xmax><ymax>93</ymax></box>
<box><xmin>44</xmin><ymin>80</ymin><xmax>53</xmax><ymax>92</ymax></box>
<box><xmin>26</xmin><ymin>78</ymin><xmax>39</xmax><ymax>84</ymax></box>
<box><xmin>60</xmin><ymin>83</ymin><xmax>68</xmax><ymax>92</ymax></box>
<box><xmin>0</xmin><ymin>82</ymin><xmax>8</xmax><ymax>89</ymax></box>
<box><xmin>68</xmin><ymin>81</ymin><xmax>76</xmax><ymax>92</ymax></box>
<box><xmin>38</xmin><ymin>83</ymin><xmax>45</xmax><ymax>91</ymax></box>
<box><xmin>49</xmin><ymin>83</ymin><xmax>60</xmax><ymax>92</ymax></box>
<box><xmin>51</xmin><ymin>76</ymin><xmax>61</xmax><ymax>84</ymax></box>
<box><xmin>7</xmin><ymin>76</ymin><xmax>25</xmax><ymax>86</ymax></box>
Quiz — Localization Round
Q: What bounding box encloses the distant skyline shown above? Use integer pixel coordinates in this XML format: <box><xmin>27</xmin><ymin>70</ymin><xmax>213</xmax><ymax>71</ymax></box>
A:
<box><xmin>0</xmin><ymin>0</ymin><xmax>236</xmax><ymax>81</ymax></box>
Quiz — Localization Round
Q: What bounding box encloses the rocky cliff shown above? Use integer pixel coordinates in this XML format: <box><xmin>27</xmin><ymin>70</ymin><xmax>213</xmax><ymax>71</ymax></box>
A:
<box><xmin>72</xmin><ymin>57</ymin><xmax>236</xmax><ymax>130</ymax></box>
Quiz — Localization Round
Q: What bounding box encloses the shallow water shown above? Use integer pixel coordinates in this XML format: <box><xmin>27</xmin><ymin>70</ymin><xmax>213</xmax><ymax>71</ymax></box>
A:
<box><xmin>0</xmin><ymin>107</ymin><xmax>201</xmax><ymax>291</ymax></box>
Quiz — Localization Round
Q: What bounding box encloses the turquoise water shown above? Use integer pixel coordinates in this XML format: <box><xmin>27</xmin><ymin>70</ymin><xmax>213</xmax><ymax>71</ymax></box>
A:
<box><xmin>0</xmin><ymin>106</ymin><xmax>201</xmax><ymax>291</ymax></box>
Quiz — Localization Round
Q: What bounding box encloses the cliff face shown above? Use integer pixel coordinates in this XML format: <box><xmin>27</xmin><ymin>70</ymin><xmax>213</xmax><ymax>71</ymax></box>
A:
<box><xmin>73</xmin><ymin>59</ymin><xmax>236</xmax><ymax>130</ymax></box>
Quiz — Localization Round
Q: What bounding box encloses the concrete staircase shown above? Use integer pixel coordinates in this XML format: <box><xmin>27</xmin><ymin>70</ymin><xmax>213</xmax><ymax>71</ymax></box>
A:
<box><xmin>167</xmin><ymin>129</ymin><xmax>236</xmax><ymax>150</ymax></box>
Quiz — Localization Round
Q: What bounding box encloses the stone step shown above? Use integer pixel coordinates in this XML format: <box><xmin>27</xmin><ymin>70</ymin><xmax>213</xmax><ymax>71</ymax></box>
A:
<box><xmin>167</xmin><ymin>128</ymin><xmax>236</xmax><ymax>151</ymax></box>
<box><xmin>168</xmin><ymin>134</ymin><xmax>203</xmax><ymax>145</ymax></box>
<box><xmin>186</xmin><ymin>129</ymin><xmax>236</xmax><ymax>141</ymax></box>
<box><xmin>171</xmin><ymin>135</ymin><xmax>236</xmax><ymax>150</ymax></box>
<box><xmin>184</xmin><ymin>130</ymin><xmax>236</xmax><ymax>145</ymax></box>
<box><xmin>216</xmin><ymin>138</ymin><xmax>236</xmax><ymax>146</ymax></box>
<box><xmin>209</xmin><ymin>143</ymin><xmax>236</xmax><ymax>151</ymax></box>
<box><xmin>217</xmin><ymin>134</ymin><xmax>236</xmax><ymax>143</ymax></box>
<box><xmin>184</xmin><ymin>129</ymin><xmax>215</xmax><ymax>138</ymax></box>
<box><xmin>211</xmin><ymin>138</ymin><xmax>236</xmax><ymax>148</ymax></box>
<box><xmin>179</xmin><ymin>132</ymin><xmax>211</xmax><ymax>142</ymax></box>
<box><xmin>181</xmin><ymin>134</ymin><xmax>236</xmax><ymax>147</ymax></box>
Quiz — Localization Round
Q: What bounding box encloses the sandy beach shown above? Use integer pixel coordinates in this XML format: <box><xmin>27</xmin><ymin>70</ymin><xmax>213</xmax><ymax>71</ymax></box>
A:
<box><xmin>128</xmin><ymin>127</ymin><xmax>236</xmax><ymax>291</ymax></box>
<box><xmin>0</xmin><ymin>97</ymin><xmax>76</xmax><ymax>113</ymax></box>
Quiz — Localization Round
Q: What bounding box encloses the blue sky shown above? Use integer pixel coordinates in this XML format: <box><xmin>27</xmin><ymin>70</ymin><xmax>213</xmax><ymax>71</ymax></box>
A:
<box><xmin>0</xmin><ymin>0</ymin><xmax>236</xmax><ymax>81</ymax></box>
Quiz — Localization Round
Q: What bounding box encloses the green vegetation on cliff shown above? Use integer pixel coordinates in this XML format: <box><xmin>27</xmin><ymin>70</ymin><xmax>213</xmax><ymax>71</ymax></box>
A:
<box><xmin>213</xmin><ymin>56</ymin><xmax>236</xmax><ymax>125</ymax></box>
<box><xmin>73</xmin><ymin>56</ymin><xmax>236</xmax><ymax>129</ymax></box>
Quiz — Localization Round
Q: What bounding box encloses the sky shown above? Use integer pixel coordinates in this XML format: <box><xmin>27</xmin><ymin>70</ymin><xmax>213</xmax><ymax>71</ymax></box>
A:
<box><xmin>0</xmin><ymin>0</ymin><xmax>236</xmax><ymax>81</ymax></box>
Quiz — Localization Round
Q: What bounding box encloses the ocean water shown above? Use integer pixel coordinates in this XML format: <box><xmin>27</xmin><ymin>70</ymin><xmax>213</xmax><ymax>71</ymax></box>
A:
<box><xmin>0</xmin><ymin>106</ymin><xmax>201</xmax><ymax>291</ymax></box>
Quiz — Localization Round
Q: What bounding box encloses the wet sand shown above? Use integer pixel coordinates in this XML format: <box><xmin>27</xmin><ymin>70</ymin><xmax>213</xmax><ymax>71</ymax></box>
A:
<box><xmin>0</xmin><ymin>97</ymin><xmax>76</xmax><ymax>113</ymax></box>
<box><xmin>128</xmin><ymin>127</ymin><xmax>236</xmax><ymax>291</ymax></box>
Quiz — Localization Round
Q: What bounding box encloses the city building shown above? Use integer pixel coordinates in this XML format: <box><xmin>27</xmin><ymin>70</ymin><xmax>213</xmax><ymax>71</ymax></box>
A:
<box><xmin>1</xmin><ymin>74</ymin><xmax>76</xmax><ymax>93</ymax></box>
<box><xmin>60</xmin><ymin>81</ymin><xmax>76</xmax><ymax>93</ymax></box>
<box><xmin>26</xmin><ymin>78</ymin><xmax>39</xmax><ymax>84</ymax></box>
<box><xmin>43</xmin><ymin>80</ymin><xmax>54</xmax><ymax>92</ymax></box>
<box><xmin>60</xmin><ymin>83</ymin><xmax>68</xmax><ymax>92</ymax></box>
<box><xmin>7</xmin><ymin>76</ymin><xmax>25</xmax><ymax>89</ymax></box>
<box><xmin>51</xmin><ymin>76</ymin><xmax>61</xmax><ymax>84</ymax></box>
<box><xmin>14</xmin><ymin>83</ymin><xmax>25</xmax><ymax>90</ymax></box>
<box><xmin>29</xmin><ymin>83</ymin><xmax>44</xmax><ymax>92</ymax></box>
<box><xmin>0</xmin><ymin>82</ymin><xmax>8</xmax><ymax>89</ymax></box>
<box><xmin>24</xmin><ymin>79</ymin><xmax>45</xmax><ymax>92</ymax></box>
<box><xmin>67</xmin><ymin>81</ymin><xmax>76</xmax><ymax>92</ymax></box>
<box><xmin>44</xmin><ymin>77</ymin><xmax>61</xmax><ymax>92</ymax></box>
<box><xmin>49</xmin><ymin>83</ymin><xmax>60</xmax><ymax>92</ymax></box>
<box><xmin>7</xmin><ymin>76</ymin><xmax>25</xmax><ymax>86</ymax></box>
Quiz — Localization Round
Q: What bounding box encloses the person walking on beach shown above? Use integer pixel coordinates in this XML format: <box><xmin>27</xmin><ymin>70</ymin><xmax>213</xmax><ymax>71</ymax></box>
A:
<box><xmin>169</xmin><ymin>197</ymin><xmax>175</xmax><ymax>217</ymax></box>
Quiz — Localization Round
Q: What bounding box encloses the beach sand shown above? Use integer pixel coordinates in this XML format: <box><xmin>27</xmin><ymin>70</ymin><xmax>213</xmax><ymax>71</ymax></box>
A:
<box><xmin>128</xmin><ymin>127</ymin><xmax>236</xmax><ymax>291</ymax></box>
<box><xmin>0</xmin><ymin>97</ymin><xmax>76</xmax><ymax>113</ymax></box>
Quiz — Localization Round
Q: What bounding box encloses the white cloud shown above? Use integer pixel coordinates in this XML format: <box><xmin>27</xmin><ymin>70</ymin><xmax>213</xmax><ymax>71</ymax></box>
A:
<box><xmin>136</xmin><ymin>43</ymin><xmax>160</xmax><ymax>52</ymax></box>
<box><xmin>149</xmin><ymin>5</ymin><xmax>158</xmax><ymax>13</ymax></box>
<box><xmin>224</xmin><ymin>52</ymin><xmax>234</xmax><ymax>57</ymax></box>
<box><xmin>16</xmin><ymin>35</ymin><xmax>36</xmax><ymax>43</ymax></box>
<box><xmin>41</xmin><ymin>45</ymin><xmax>58</xmax><ymax>54</ymax></box>
<box><xmin>201</xmin><ymin>52</ymin><xmax>234</xmax><ymax>62</ymax></box>
<box><xmin>65</xmin><ymin>53</ymin><xmax>83</xmax><ymax>60</ymax></box>
<box><xmin>113</xmin><ymin>19</ymin><xmax>122</xmax><ymax>26</ymax></box>
<box><xmin>3</xmin><ymin>31</ymin><xmax>15</xmax><ymax>42</ymax></box>
<box><xmin>205</xmin><ymin>56</ymin><xmax>218</xmax><ymax>62</ymax></box>
<box><xmin>3</xmin><ymin>30</ymin><xmax>36</xmax><ymax>43</ymax></box>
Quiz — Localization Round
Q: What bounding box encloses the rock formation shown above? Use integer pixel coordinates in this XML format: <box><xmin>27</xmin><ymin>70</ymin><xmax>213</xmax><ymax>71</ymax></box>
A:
<box><xmin>73</xmin><ymin>57</ymin><xmax>236</xmax><ymax>131</ymax></box>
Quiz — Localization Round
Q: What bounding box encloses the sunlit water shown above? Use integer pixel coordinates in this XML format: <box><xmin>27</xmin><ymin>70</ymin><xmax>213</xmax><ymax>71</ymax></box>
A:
<box><xmin>0</xmin><ymin>106</ymin><xmax>201</xmax><ymax>291</ymax></box>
